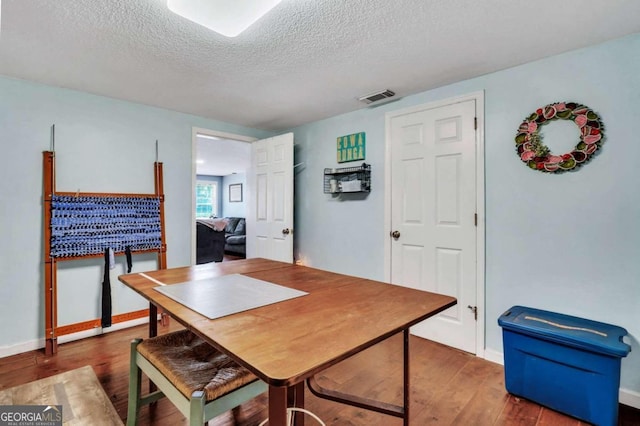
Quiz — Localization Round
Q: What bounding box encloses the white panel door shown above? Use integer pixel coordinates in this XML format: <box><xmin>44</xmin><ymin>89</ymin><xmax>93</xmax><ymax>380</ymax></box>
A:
<box><xmin>246</xmin><ymin>133</ymin><xmax>294</xmax><ymax>263</ymax></box>
<box><xmin>390</xmin><ymin>100</ymin><xmax>477</xmax><ymax>353</ymax></box>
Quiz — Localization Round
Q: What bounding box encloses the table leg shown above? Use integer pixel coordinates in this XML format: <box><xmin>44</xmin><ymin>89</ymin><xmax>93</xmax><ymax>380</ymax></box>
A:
<box><xmin>148</xmin><ymin>303</ymin><xmax>158</xmax><ymax>395</ymax></box>
<box><xmin>269</xmin><ymin>386</ymin><xmax>288</xmax><ymax>426</ymax></box>
<box><xmin>403</xmin><ymin>329</ymin><xmax>410</xmax><ymax>426</ymax></box>
<box><xmin>306</xmin><ymin>330</ymin><xmax>408</xmax><ymax>420</ymax></box>
<box><xmin>149</xmin><ymin>303</ymin><xmax>157</xmax><ymax>338</ymax></box>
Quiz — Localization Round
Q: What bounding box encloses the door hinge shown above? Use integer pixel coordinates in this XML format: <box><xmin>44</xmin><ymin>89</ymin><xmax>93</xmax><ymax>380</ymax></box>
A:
<box><xmin>474</xmin><ymin>117</ymin><xmax>477</xmax><ymax>130</ymax></box>
<box><xmin>467</xmin><ymin>305</ymin><xmax>478</xmax><ymax>321</ymax></box>
<box><xmin>474</xmin><ymin>213</ymin><xmax>477</xmax><ymax>227</ymax></box>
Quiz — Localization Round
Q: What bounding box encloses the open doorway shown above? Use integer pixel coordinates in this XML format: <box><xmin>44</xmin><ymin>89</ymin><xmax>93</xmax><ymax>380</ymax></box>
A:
<box><xmin>192</xmin><ymin>128</ymin><xmax>256</xmax><ymax>265</ymax></box>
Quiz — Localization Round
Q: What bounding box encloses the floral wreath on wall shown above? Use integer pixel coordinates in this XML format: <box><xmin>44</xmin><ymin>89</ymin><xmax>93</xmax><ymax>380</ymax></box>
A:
<box><xmin>515</xmin><ymin>102</ymin><xmax>604</xmax><ymax>172</ymax></box>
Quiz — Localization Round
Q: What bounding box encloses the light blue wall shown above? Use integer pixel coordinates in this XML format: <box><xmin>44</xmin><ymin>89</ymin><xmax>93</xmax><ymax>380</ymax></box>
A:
<box><xmin>221</xmin><ymin>173</ymin><xmax>247</xmax><ymax>218</ymax></box>
<box><xmin>196</xmin><ymin>174</ymin><xmax>223</xmax><ymax>217</ymax></box>
<box><xmin>0</xmin><ymin>77</ymin><xmax>273</xmax><ymax>350</ymax></box>
<box><xmin>290</xmin><ymin>33</ymin><xmax>640</xmax><ymax>392</ymax></box>
<box><xmin>1</xmin><ymin>31</ymin><xmax>638</xmax><ymax>397</ymax></box>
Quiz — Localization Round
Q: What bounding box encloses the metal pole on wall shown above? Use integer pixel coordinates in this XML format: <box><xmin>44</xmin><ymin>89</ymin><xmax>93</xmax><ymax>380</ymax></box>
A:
<box><xmin>43</xmin><ymin>127</ymin><xmax>57</xmax><ymax>354</ymax></box>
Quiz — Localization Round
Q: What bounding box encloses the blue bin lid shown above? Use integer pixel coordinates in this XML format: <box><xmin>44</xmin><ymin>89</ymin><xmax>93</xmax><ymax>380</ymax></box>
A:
<box><xmin>498</xmin><ymin>305</ymin><xmax>631</xmax><ymax>358</ymax></box>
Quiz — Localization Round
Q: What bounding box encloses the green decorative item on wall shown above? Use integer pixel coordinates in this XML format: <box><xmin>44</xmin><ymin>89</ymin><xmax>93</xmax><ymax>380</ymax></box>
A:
<box><xmin>337</xmin><ymin>132</ymin><xmax>365</xmax><ymax>163</ymax></box>
<box><xmin>515</xmin><ymin>102</ymin><xmax>604</xmax><ymax>172</ymax></box>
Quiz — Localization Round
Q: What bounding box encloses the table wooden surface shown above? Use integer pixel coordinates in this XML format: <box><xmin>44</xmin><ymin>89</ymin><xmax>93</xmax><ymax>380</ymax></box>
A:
<box><xmin>119</xmin><ymin>258</ymin><xmax>456</xmax><ymax>426</ymax></box>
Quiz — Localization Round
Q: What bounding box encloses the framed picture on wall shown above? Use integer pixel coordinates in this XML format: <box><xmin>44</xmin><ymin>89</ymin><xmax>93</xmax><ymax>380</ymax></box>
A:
<box><xmin>229</xmin><ymin>183</ymin><xmax>243</xmax><ymax>202</ymax></box>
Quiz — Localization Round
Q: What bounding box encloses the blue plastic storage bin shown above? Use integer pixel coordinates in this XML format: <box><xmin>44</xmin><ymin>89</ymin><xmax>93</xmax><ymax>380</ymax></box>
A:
<box><xmin>498</xmin><ymin>306</ymin><xmax>630</xmax><ymax>426</ymax></box>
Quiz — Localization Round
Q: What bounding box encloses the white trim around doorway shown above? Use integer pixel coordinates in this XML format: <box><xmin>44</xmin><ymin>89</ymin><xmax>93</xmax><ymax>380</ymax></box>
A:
<box><xmin>191</xmin><ymin>127</ymin><xmax>257</xmax><ymax>264</ymax></box>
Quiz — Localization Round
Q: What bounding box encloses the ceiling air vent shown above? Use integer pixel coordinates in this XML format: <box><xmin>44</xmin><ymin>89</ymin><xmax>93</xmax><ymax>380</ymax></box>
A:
<box><xmin>358</xmin><ymin>89</ymin><xmax>396</xmax><ymax>104</ymax></box>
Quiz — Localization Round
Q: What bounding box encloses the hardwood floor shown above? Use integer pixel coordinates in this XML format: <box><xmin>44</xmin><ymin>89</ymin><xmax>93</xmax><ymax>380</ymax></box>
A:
<box><xmin>223</xmin><ymin>253</ymin><xmax>246</xmax><ymax>262</ymax></box>
<box><xmin>1</xmin><ymin>322</ymin><xmax>638</xmax><ymax>425</ymax></box>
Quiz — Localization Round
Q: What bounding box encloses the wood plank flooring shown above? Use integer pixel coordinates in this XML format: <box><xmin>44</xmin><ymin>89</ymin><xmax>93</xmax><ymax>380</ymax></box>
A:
<box><xmin>0</xmin><ymin>322</ymin><xmax>638</xmax><ymax>425</ymax></box>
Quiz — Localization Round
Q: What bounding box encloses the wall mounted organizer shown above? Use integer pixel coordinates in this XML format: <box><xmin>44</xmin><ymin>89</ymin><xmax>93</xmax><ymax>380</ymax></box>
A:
<box><xmin>323</xmin><ymin>163</ymin><xmax>371</xmax><ymax>194</ymax></box>
<box><xmin>42</xmin><ymin>149</ymin><xmax>167</xmax><ymax>355</ymax></box>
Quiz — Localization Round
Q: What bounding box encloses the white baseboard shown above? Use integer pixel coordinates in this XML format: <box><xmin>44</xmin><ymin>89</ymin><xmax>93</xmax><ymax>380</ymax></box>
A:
<box><xmin>620</xmin><ymin>388</ymin><xmax>640</xmax><ymax>410</ymax></box>
<box><xmin>483</xmin><ymin>348</ymin><xmax>504</xmax><ymax>365</ymax></box>
<box><xmin>0</xmin><ymin>317</ymin><xmax>150</xmax><ymax>359</ymax></box>
<box><xmin>0</xmin><ymin>338</ymin><xmax>43</xmax><ymax>358</ymax></box>
<box><xmin>57</xmin><ymin>317</ymin><xmax>150</xmax><ymax>344</ymax></box>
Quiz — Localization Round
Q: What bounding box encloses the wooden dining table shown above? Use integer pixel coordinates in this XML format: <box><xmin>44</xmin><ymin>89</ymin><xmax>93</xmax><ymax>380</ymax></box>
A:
<box><xmin>118</xmin><ymin>258</ymin><xmax>456</xmax><ymax>426</ymax></box>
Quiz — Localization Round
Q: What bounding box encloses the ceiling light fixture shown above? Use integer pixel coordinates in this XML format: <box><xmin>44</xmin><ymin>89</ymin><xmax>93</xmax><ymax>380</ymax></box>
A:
<box><xmin>167</xmin><ymin>0</ymin><xmax>282</xmax><ymax>37</ymax></box>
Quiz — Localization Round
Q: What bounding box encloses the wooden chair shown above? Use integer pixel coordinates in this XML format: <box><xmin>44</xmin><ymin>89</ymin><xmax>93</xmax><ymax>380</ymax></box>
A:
<box><xmin>127</xmin><ymin>329</ymin><xmax>267</xmax><ymax>426</ymax></box>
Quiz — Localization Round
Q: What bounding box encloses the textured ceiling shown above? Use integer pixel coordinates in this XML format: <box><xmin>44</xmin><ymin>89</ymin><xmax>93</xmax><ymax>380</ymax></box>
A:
<box><xmin>1</xmin><ymin>0</ymin><xmax>639</xmax><ymax>131</ymax></box>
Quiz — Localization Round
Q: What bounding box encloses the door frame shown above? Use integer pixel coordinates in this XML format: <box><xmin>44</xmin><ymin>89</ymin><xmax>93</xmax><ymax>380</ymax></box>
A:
<box><xmin>191</xmin><ymin>127</ymin><xmax>257</xmax><ymax>265</ymax></box>
<box><xmin>383</xmin><ymin>91</ymin><xmax>486</xmax><ymax>357</ymax></box>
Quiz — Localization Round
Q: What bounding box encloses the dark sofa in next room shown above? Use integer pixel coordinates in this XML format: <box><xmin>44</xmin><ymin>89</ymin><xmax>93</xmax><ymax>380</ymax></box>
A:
<box><xmin>223</xmin><ymin>217</ymin><xmax>246</xmax><ymax>257</ymax></box>
<box><xmin>196</xmin><ymin>219</ymin><xmax>225</xmax><ymax>264</ymax></box>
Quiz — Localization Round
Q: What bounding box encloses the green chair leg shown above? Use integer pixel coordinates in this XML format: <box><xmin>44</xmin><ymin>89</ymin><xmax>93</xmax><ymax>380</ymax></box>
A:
<box><xmin>127</xmin><ymin>339</ymin><xmax>143</xmax><ymax>426</ymax></box>
<box><xmin>128</xmin><ymin>331</ymin><xmax>267</xmax><ymax>426</ymax></box>
<box><xmin>189</xmin><ymin>390</ymin><xmax>206</xmax><ymax>426</ymax></box>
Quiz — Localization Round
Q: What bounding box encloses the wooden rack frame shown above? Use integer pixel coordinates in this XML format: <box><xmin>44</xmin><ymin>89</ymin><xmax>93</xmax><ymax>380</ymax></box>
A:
<box><xmin>43</xmin><ymin>151</ymin><xmax>167</xmax><ymax>355</ymax></box>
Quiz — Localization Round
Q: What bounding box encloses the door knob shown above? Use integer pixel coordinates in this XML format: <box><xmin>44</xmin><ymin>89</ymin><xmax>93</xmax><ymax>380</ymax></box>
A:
<box><xmin>282</xmin><ymin>228</ymin><xmax>291</xmax><ymax>235</ymax></box>
<box><xmin>390</xmin><ymin>230</ymin><xmax>400</xmax><ymax>239</ymax></box>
